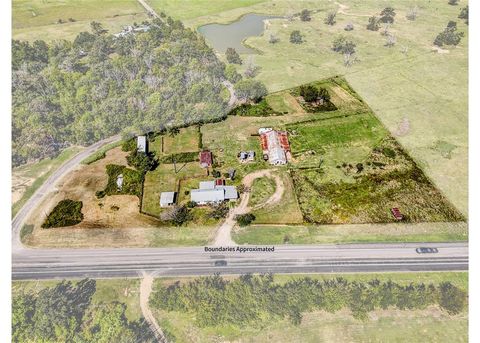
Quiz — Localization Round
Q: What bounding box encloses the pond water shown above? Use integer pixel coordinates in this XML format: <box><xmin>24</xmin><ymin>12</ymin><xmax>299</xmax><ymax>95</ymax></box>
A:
<box><xmin>198</xmin><ymin>13</ymin><xmax>281</xmax><ymax>54</ymax></box>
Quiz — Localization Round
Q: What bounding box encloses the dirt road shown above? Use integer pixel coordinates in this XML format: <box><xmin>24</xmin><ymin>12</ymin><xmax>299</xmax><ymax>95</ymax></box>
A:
<box><xmin>140</xmin><ymin>273</ymin><xmax>169</xmax><ymax>342</ymax></box>
<box><xmin>213</xmin><ymin>169</ymin><xmax>284</xmax><ymax>246</ymax></box>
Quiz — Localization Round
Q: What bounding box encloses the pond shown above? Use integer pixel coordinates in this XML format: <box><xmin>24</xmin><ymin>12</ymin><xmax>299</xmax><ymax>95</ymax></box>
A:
<box><xmin>197</xmin><ymin>13</ymin><xmax>281</xmax><ymax>54</ymax></box>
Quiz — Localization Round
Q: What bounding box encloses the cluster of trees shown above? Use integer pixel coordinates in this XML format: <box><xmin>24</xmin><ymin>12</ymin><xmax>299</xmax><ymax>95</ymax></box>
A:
<box><xmin>225</xmin><ymin>47</ymin><xmax>242</xmax><ymax>64</ymax></box>
<box><xmin>12</xmin><ymin>16</ymin><xmax>230</xmax><ymax>166</ymax></box>
<box><xmin>299</xmin><ymin>85</ymin><xmax>330</xmax><ymax>103</ymax></box>
<box><xmin>41</xmin><ymin>199</ymin><xmax>83</xmax><ymax>228</ymax></box>
<box><xmin>434</xmin><ymin>21</ymin><xmax>464</xmax><ymax>46</ymax></box>
<box><xmin>13</xmin><ymin>279</ymin><xmax>152</xmax><ymax>342</ymax></box>
<box><xmin>150</xmin><ymin>274</ymin><xmax>467</xmax><ymax>327</ymax></box>
<box><xmin>97</xmin><ymin>164</ymin><xmax>144</xmax><ymax>198</ymax></box>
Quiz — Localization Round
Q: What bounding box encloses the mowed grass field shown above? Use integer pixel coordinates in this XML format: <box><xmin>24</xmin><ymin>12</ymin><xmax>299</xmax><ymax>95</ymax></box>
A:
<box><xmin>12</xmin><ymin>0</ymin><xmax>149</xmax><ymax>41</ymax></box>
<box><xmin>153</xmin><ymin>272</ymin><xmax>467</xmax><ymax>343</ymax></box>
<box><xmin>233</xmin><ymin>221</ymin><xmax>468</xmax><ymax>245</ymax></box>
<box><xmin>158</xmin><ymin>0</ymin><xmax>467</xmax><ymax>215</ymax></box>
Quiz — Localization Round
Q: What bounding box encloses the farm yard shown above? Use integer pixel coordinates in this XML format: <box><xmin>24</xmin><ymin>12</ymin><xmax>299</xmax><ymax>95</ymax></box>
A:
<box><xmin>164</xmin><ymin>0</ymin><xmax>468</xmax><ymax>216</ymax></box>
<box><xmin>20</xmin><ymin>75</ymin><xmax>466</xmax><ymax>248</ymax></box>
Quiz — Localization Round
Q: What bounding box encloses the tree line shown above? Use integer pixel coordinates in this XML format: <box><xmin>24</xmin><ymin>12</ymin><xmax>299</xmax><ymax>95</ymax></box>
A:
<box><xmin>12</xmin><ymin>279</ymin><xmax>153</xmax><ymax>342</ymax></box>
<box><xmin>150</xmin><ymin>274</ymin><xmax>467</xmax><ymax>327</ymax></box>
<box><xmin>12</xmin><ymin>16</ymin><xmax>229</xmax><ymax>166</ymax></box>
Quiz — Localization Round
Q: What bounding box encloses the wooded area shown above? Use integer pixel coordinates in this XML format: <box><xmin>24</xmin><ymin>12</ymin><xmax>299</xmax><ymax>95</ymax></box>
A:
<box><xmin>12</xmin><ymin>16</ymin><xmax>229</xmax><ymax>166</ymax></box>
<box><xmin>150</xmin><ymin>274</ymin><xmax>467</xmax><ymax>327</ymax></box>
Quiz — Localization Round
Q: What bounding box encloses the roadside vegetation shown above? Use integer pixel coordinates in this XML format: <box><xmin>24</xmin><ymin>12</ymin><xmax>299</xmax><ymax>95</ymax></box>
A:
<box><xmin>12</xmin><ymin>278</ymin><xmax>151</xmax><ymax>343</ymax></box>
<box><xmin>12</xmin><ymin>146</ymin><xmax>83</xmax><ymax>217</ymax></box>
<box><xmin>81</xmin><ymin>141</ymin><xmax>122</xmax><ymax>165</ymax></box>
<box><xmin>150</xmin><ymin>273</ymin><xmax>467</xmax><ymax>342</ymax></box>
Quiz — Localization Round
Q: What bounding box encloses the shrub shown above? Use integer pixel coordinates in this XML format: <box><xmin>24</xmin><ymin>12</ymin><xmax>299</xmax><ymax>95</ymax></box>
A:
<box><xmin>229</xmin><ymin>99</ymin><xmax>275</xmax><ymax>117</ymax></box>
<box><xmin>324</xmin><ymin>11</ymin><xmax>337</xmax><ymax>26</ymax></box>
<box><xmin>235</xmin><ymin>213</ymin><xmax>256</xmax><ymax>226</ymax></box>
<box><xmin>42</xmin><ymin>199</ymin><xmax>83</xmax><ymax>228</ymax></box>
<box><xmin>344</xmin><ymin>23</ymin><xmax>354</xmax><ymax>31</ymax></box>
<box><xmin>300</xmin><ymin>9</ymin><xmax>311</xmax><ymax>21</ymax></box>
<box><xmin>439</xmin><ymin>282</ymin><xmax>466</xmax><ymax>314</ymax></box>
<box><xmin>382</xmin><ymin>147</ymin><xmax>396</xmax><ymax>158</ymax></box>
<box><xmin>208</xmin><ymin>203</ymin><xmax>230</xmax><ymax>219</ymax></box>
<box><xmin>367</xmin><ymin>16</ymin><xmax>380</xmax><ymax>31</ymax></box>
<box><xmin>121</xmin><ymin>138</ymin><xmax>137</xmax><ymax>152</ymax></box>
<box><xmin>126</xmin><ymin>149</ymin><xmax>158</xmax><ymax>172</ymax></box>
<box><xmin>100</xmin><ymin>164</ymin><xmax>144</xmax><ymax>198</ymax></box>
<box><xmin>160</xmin><ymin>205</ymin><xmax>192</xmax><ymax>226</ymax></box>
<box><xmin>160</xmin><ymin>151</ymin><xmax>198</xmax><ymax>164</ymax></box>
<box><xmin>20</xmin><ymin>224</ymin><xmax>34</xmax><ymax>240</ymax></box>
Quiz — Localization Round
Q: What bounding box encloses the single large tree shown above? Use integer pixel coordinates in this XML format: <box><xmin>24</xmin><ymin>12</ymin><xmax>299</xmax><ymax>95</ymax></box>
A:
<box><xmin>380</xmin><ymin>7</ymin><xmax>396</xmax><ymax>23</ymax></box>
<box><xmin>290</xmin><ymin>30</ymin><xmax>303</xmax><ymax>44</ymax></box>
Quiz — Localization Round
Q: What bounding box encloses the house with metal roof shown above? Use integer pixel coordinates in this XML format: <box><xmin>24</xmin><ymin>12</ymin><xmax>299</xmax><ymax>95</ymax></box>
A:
<box><xmin>160</xmin><ymin>192</ymin><xmax>176</xmax><ymax>207</ymax></box>
<box><xmin>137</xmin><ymin>136</ymin><xmax>147</xmax><ymax>153</ymax></box>
<box><xmin>190</xmin><ymin>181</ymin><xmax>238</xmax><ymax>205</ymax></box>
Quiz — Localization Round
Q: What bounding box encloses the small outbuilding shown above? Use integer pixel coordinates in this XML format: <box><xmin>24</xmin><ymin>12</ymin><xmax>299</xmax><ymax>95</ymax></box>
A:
<box><xmin>137</xmin><ymin>136</ymin><xmax>147</xmax><ymax>153</ymax></box>
<box><xmin>116</xmin><ymin>174</ymin><xmax>124</xmax><ymax>191</ymax></box>
<box><xmin>199</xmin><ymin>150</ymin><xmax>213</xmax><ymax>168</ymax></box>
<box><xmin>160</xmin><ymin>192</ymin><xmax>176</xmax><ymax>207</ymax></box>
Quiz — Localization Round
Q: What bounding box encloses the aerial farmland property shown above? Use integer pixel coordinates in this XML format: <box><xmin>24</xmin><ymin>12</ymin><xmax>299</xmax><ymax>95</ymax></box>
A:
<box><xmin>10</xmin><ymin>1</ymin><xmax>470</xmax><ymax>342</ymax></box>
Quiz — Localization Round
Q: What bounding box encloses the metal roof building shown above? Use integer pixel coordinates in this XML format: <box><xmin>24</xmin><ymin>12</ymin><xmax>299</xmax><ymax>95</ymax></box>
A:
<box><xmin>160</xmin><ymin>192</ymin><xmax>176</xmax><ymax>207</ymax></box>
<box><xmin>191</xmin><ymin>189</ymin><xmax>226</xmax><ymax>205</ymax></box>
<box><xmin>263</xmin><ymin>130</ymin><xmax>287</xmax><ymax>165</ymax></box>
<box><xmin>190</xmin><ymin>181</ymin><xmax>238</xmax><ymax>205</ymax></box>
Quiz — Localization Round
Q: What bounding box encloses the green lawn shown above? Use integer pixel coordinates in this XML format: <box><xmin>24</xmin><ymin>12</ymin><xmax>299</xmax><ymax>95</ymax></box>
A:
<box><xmin>12</xmin><ymin>146</ymin><xmax>83</xmax><ymax>217</ymax></box>
<box><xmin>249</xmin><ymin>176</ymin><xmax>276</xmax><ymax>207</ymax></box>
<box><xmin>252</xmin><ymin>171</ymin><xmax>303</xmax><ymax>224</ymax></box>
<box><xmin>153</xmin><ymin>272</ymin><xmax>467</xmax><ymax>343</ymax></box>
<box><xmin>162</xmin><ymin>126</ymin><xmax>200</xmax><ymax>154</ymax></box>
<box><xmin>12</xmin><ymin>0</ymin><xmax>149</xmax><ymax>41</ymax></box>
<box><xmin>233</xmin><ymin>221</ymin><xmax>468</xmax><ymax>245</ymax></box>
<box><xmin>148</xmin><ymin>225</ymin><xmax>216</xmax><ymax>246</ymax></box>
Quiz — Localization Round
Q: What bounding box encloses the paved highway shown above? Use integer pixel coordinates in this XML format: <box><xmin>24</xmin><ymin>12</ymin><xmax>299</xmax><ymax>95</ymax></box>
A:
<box><xmin>12</xmin><ymin>242</ymin><xmax>468</xmax><ymax>280</ymax></box>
